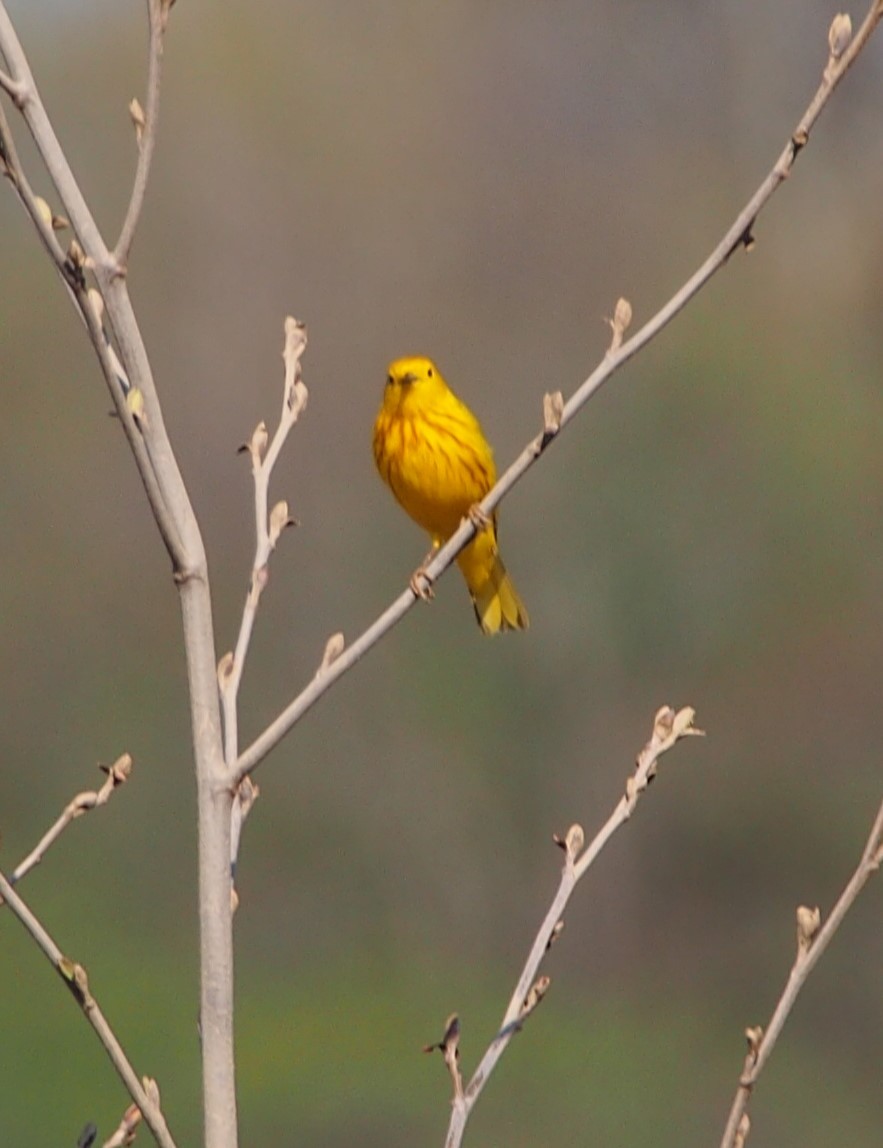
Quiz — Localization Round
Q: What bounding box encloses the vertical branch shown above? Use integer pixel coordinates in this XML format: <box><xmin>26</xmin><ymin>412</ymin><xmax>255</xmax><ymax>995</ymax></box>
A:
<box><xmin>218</xmin><ymin>318</ymin><xmax>307</xmax><ymax>886</ymax></box>
<box><xmin>114</xmin><ymin>0</ymin><xmax>170</xmax><ymax>269</ymax></box>
<box><xmin>220</xmin><ymin>318</ymin><xmax>308</xmax><ymax>767</ymax></box>
<box><xmin>0</xmin><ymin>5</ymin><xmax>237</xmax><ymax>1146</ymax></box>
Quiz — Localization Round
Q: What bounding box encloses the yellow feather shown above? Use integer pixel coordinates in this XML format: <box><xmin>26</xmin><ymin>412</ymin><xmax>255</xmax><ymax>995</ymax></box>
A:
<box><xmin>373</xmin><ymin>356</ymin><xmax>528</xmax><ymax>635</ymax></box>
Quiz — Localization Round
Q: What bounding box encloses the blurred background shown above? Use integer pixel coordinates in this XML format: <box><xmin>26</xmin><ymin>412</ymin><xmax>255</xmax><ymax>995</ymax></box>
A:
<box><xmin>1</xmin><ymin>1</ymin><xmax>881</xmax><ymax>1144</ymax></box>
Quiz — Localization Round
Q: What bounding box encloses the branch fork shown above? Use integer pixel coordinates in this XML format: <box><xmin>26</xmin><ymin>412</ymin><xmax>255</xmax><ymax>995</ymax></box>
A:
<box><xmin>438</xmin><ymin>706</ymin><xmax>702</xmax><ymax>1147</ymax></box>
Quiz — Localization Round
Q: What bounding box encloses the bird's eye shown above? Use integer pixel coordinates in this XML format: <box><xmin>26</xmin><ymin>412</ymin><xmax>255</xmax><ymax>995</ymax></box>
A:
<box><xmin>427</xmin><ymin>367</ymin><xmax>433</xmax><ymax>377</ymax></box>
<box><xmin>387</xmin><ymin>374</ymin><xmax>393</xmax><ymax>386</ymax></box>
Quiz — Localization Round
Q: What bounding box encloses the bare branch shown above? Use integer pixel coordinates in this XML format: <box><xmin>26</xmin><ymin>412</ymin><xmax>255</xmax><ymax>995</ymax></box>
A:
<box><xmin>101</xmin><ymin>1098</ymin><xmax>144</xmax><ymax>1148</ymax></box>
<box><xmin>0</xmin><ymin>755</ymin><xmax>132</xmax><ymax>902</ymax></box>
<box><xmin>221</xmin><ymin>318</ymin><xmax>308</xmax><ymax>766</ymax></box>
<box><xmin>1</xmin><ymin>6</ymin><xmax>235</xmax><ymax>1143</ymax></box>
<box><xmin>423</xmin><ymin>1014</ymin><xmax>463</xmax><ymax>1104</ymax></box>
<box><xmin>441</xmin><ymin>706</ymin><xmax>703</xmax><ymax>1148</ymax></box>
<box><xmin>719</xmin><ymin>796</ymin><xmax>883</xmax><ymax>1148</ymax></box>
<box><xmin>0</xmin><ymin>62</ymin><xmax>19</xmax><ymax>98</ymax></box>
<box><xmin>220</xmin><ymin>319</ymin><xmax>307</xmax><ymax>882</ymax></box>
<box><xmin>0</xmin><ymin>92</ymin><xmax>185</xmax><ymax>569</ymax></box>
<box><xmin>114</xmin><ymin>0</ymin><xmax>171</xmax><ymax>269</ymax></box>
<box><xmin>228</xmin><ymin>4</ymin><xmax>883</xmax><ymax>788</ymax></box>
<box><xmin>0</xmin><ymin>870</ymin><xmax>178</xmax><ymax>1148</ymax></box>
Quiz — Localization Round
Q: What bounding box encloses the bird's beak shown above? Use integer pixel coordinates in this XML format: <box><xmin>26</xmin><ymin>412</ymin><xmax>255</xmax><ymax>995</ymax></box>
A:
<box><xmin>400</xmin><ymin>372</ymin><xmax>418</xmax><ymax>386</ymax></box>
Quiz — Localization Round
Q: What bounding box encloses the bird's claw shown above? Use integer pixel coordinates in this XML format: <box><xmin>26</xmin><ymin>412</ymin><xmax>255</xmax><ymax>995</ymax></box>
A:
<box><xmin>409</xmin><ymin>568</ymin><xmax>435</xmax><ymax>601</ymax></box>
<box><xmin>467</xmin><ymin>504</ymin><xmax>491</xmax><ymax>531</ymax></box>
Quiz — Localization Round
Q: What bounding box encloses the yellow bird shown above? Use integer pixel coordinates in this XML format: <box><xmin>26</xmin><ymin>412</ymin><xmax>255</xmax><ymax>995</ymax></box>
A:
<box><xmin>373</xmin><ymin>355</ymin><xmax>528</xmax><ymax>635</ymax></box>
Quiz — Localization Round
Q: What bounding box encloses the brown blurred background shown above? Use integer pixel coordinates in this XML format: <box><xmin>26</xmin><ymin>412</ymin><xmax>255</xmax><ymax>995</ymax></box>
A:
<box><xmin>1</xmin><ymin>1</ymin><xmax>881</xmax><ymax>1145</ymax></box>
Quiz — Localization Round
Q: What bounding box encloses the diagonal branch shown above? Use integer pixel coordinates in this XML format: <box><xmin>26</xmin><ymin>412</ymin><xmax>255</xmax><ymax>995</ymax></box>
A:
<box><xmin>0</xmin><ymin>870</ymin><xmax>179</xmax><ymax>1148</ymax></box>
<box><xmin>0</xmin><ymin>754</ymin><xmax>132</xmax><ymax>904</ymax></box>
<box><xmin>718</xmin><ymin>795</ymin><xmax>883</xmax><ymax>1148</ymax></box>
<box><xmin>437</xmin><ymin>706</ymin><xmax>703</xmax><ymax>1148</ymax></box>
<box><xmin>0</xmin><ymin>85</ymin><xmax>185</xmax><ymax>570</ymax></box>
<box><xmin>229</xmin><ymin>3</ymin><xmax>883</xmax><ymax>789</ymax></box>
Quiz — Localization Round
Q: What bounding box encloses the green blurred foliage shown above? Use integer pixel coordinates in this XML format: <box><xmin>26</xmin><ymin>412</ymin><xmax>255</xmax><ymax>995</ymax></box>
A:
<box><xmin>0</xmin><ymin>1</ymin><xmax>881</xmax><ymax>1145</ymax></box>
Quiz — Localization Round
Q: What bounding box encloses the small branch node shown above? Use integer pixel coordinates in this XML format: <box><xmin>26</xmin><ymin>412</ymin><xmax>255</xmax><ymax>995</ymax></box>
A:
<box><xmin>34</xmin><ymin>193</ymin><xmax>53</xmax><ymax>229</ymax></box>
<box><xmin>733</xmin><ymin>1112</ymin><xmax>752</xmax><ymax>1148</ymax></box>
<box><xmin>128</xmin><ymin>97</ymin><xmax>146</xmax><ymax>147</ymax></box>
<box><xmin>282</xmin><ymin>316</ymin><xmax>309</xmax><ymax>419</ymax></box>
<box><xmin>605</xmin><ymin>296</ymin><xmax>633</xmax><ymax>354</ymax></box>
<box><xmin>519</xmin><ymin>974</ymin><xmax>550</xmax><ymax>1019</ymax></box>
<box><xmin>87</xmin><ymin>287</ymin><xmax>106</xmax><ymax>327</ymax></box>
<box><xmin>0</xmin><ymin>69</ymin><xmax>27</xmax><ymax>107</ymax></box>
<box><xmin>100</xmin><ymin>752</ymin><xmax>134</xmax><ymax>792</ymax></box>
<box><xmin>142</xmin><ymin>1075</ymin><xmax>161</xmax><ymax>1108</ymax></box>
<box><xmin>217</xmin><ymin>651</ymin><xmax>235</xmax><ymax>690</ymax></box>
<box><xmin>64</xmin><ymin>239</ymin><xmax>88</xmax><ymax>289</ymax></box>
<box><xmin>795</xmin><ymin>904</ymin><xmax>821</xmax><ymax>957</ymax></box>
<box><xmin>125</xmin><ymin>386</ymin><xmax>147</xmax><ymax>429</ymax></box>
<box><xmin>826</xmin><ymin>13</ymin><xmax>854</xmax><ymax>78</ymax></box>
<box><xmin>102</xmin><ymin>1100</ymin><xmax>143</xmax><ymax>1148</ymax></box>
<box><xmin>239</xmin><ymin>421</ymin><xmax>269</xmax><ymax>467</ymax></box>
<box><xmin>59</xmin><ymin>957</ymin><xmax>93</xmax><ymax>1007</ymax></box>
<box><xmin>541</xmin><ymin>390</ymin><xmax>564</xmax><ymax>443</ymax></box>
<box><xmin>423</xmin><ymin>1013</ymin><xmax>463</xmax><ymax>1100</ymax></box>
<box><xmin>268</xmin><ymin>499</ymin><xmax>298</xmax><ymax>547</ymax></box>
<box><xmin>744</xmin><ymin>1024</ymin><xmax>764</xmax><ymax>1062</ymax></box>
<box><xmin>546</xmin><ymin>919</ymin><xmax>565</xmax><ymax>951</ymax></box>
<box><xmin>553</xmin><ymin>823</ymin><xmax>585</xmax><ymax>865</ymax></box>
<box><xmin>317</xmin><ymin>632</ymin><xmax>345</xmax><ymax>674</ymax></box>
<box><xmin>652</xmin><ymin>703</ymin><xmax>704</xmax><ymax>747</ymax></box>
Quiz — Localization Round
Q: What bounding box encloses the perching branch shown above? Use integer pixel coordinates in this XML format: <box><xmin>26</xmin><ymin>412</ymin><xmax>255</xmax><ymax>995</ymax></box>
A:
<box><xmin>718</xmin><ymin>795</ymin><xmax>883</xmax><ymax>1148</ymax></box>
<box><xmin>229</xmin><ymin>4</ymin><xmax>883</xmax><ymax>788</ymax></box>
<box><xmin>431</xmin><ymin>706</ymin><xmax>703</xmax><ymax>1148</ymax></box>
<box><xmin>0</xmin><ymin>755</ymin><xmax>132</xmax><ymax>904</ymax></box>
<box><xmin>0</xmin><ymin>870</ymin><xmax>178</xmax><ymax>1148</ymax></box>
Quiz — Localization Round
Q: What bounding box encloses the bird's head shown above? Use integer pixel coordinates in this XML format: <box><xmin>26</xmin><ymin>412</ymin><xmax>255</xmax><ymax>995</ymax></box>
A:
<box><xmin>383</xmin><ymin>356</ymin><xmax>444</xmax><ymax>411</ymax></box>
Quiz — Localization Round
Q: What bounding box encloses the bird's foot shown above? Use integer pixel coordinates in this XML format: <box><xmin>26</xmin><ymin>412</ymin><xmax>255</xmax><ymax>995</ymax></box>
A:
<box><xmin>409</xmin><ymin>566</ymin><xmax>435</xmax><ymax>601</ymax></box>
<box><xmin>467</xmin><ymin>503</ymin><xmax>492</xmax><ymax>531</ymax></box>
<box><xmin>410</xmin><ymin>545</ymin><xmax>439</xmax><ymax>601</ymax></box>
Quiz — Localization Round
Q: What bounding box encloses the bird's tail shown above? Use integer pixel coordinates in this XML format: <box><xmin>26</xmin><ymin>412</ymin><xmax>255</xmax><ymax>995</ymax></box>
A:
<box><xmin>457</xmin><ymin>528</ymin><xmax>529</xmax><ymax>635</ymax></box>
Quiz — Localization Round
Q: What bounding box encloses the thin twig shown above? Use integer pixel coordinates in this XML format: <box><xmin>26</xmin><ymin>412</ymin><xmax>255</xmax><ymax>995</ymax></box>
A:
<box><xmin>0</xmin><ymin>101</ymin><xmax>184</xmax><ymax>569</ymax></box>
<box><xmin>0</xmin><ymin>63</ymin><xmax>19</xmax><ymax>97</ymax></box>
<box><xmin>0</xmin><ymin>1</ymin><xmax>188</xmax><ymax>570</ymax></box>
<box><xmin>0</xmin><ymin>755</ymin><xmax>132</xmax><ymax>904</ymax></box>
<box><xmin>220</xmin><ymin>319</ymin><xmax>306</xmax><ymax>882</ymax></box>
<box><xmin>114</xmin><ymin>0</ymin><xmax>168</xmax><ymax>269</ymax></box>
<box><xmin>719</xmin><ymin>795</ymin><xmax>883</xmax><ymax>1148</ymax></box>
<box><xmin>101</xmin><ymin>1098</ymin><xmax>147</xmax><ymax>1148</ymax></box>
<box><xmin>229</xmin><ymin>3</ymin><xmax>883</xmax><ymax>789</ymax></box>
<box><xmin>0</xmin><ymin>870</ymin><xmax>178</xmax><ymax>1148</ymax></box>
<box><xmin>220</xmin><ymin>318</ymin><xmax>307</xmax><ymax>768</ymax></box>
<box><xmin>437</xmin><ymin>706</ymin><xmax>703</xmax><ymax>1148</ymax></box>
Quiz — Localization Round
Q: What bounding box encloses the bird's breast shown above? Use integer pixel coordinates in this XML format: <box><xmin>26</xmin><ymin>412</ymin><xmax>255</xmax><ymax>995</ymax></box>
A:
<box><xmin>374</xmin><ymin>408</ymin><xmax>492</xmax><ymax>541</ymax></box>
